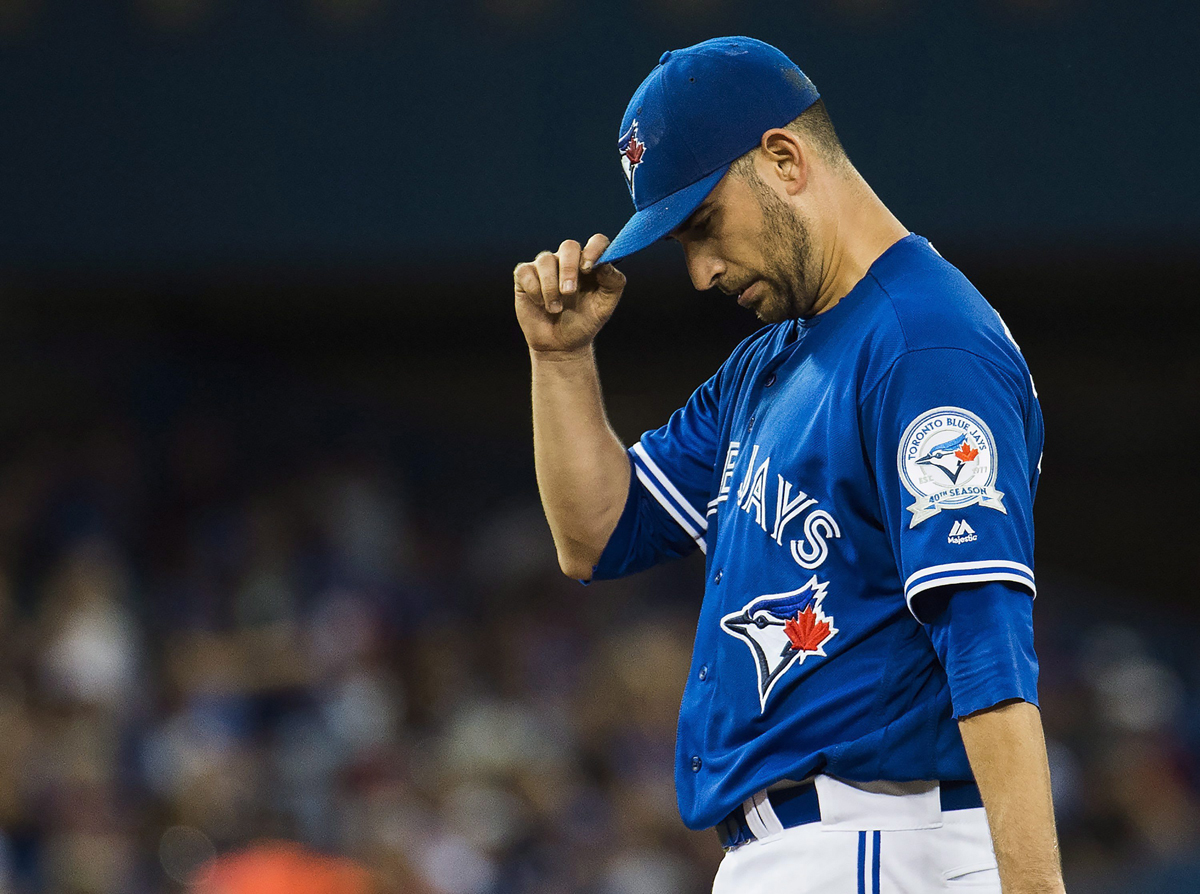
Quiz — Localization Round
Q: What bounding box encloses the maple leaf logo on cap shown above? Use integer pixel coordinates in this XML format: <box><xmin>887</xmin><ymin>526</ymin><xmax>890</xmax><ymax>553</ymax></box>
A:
<box><xmin>623</xmin><ymin>136</ymin><xmax>644</xmax><ymax>166</ymax></box>
<box><xmin>618</xmin><ymin>120</ymin><xmax>646</xmax><ymax>199</ymax></box>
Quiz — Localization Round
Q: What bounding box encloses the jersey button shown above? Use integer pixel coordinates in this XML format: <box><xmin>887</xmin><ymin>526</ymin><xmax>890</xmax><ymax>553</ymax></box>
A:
<box><xmin>691</xmin><ymin>756</ymin><xmax>703</xmax><ymax>772</ymax></box>
<box><xmin>748</xmin><ymin>415</ymin><xmax>755</xmax><ymax>430</ymax></box>
<box><xmin>765</xmin><ymin>373</ymin><xmax>776</xmax><ymax>387</ymax></box>
<box><xmin>699</xmin><ymin>665</ymin><xmax>709</xmax><ymax>681</ymax></box>
<box><xmin>713</xmin><ymin>569</ymin><xmax>723</xmax><ymax>584</ymax></box>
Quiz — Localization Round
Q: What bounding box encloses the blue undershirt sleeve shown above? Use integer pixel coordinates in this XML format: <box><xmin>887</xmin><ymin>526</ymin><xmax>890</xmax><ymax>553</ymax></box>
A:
<box><xmin>914</xmin><ymin>579</ymin><xmax>1039</xmax><ymax>718</ymax></box>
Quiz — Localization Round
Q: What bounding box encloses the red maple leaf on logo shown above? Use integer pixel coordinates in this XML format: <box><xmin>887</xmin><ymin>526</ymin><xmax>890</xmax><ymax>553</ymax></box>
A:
<box><xmin>623</xmin><ymin>138</ymin><xmax>645</xmax><ymax>166</ymax></box>
<box><xmin>955</xmin><ymin>442</ymin><xmax>979</xmax><ymax>462</ymax></box>
<box><xmin>784</xmin><ymin>606</ymin><xmax>833</xmax><ymax>653</ymax></box>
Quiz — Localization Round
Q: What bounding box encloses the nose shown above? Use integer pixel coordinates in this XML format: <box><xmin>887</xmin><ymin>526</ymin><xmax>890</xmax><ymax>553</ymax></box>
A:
<box><xmin>682</xmin><ymin>245</ymin><xmax>726</xmax><ymax>292</ymax></box>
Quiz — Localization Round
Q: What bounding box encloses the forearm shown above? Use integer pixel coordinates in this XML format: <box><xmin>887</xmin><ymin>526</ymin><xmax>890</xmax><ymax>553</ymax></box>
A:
<box><xmin>958</xmin><ymin>701</ymin><xmax>1065</xmax><ymax>894</ymax></box>
<box><xmin>531</xmin><ymin>346</ymin><xmax>631</xmax><ymax>578</ymax></box>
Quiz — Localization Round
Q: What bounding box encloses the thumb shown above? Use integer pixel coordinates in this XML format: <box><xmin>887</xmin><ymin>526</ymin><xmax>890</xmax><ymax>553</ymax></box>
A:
<box><xmin>592</xmin><ymin>262</ymin><xmax>626</xmax><ymax>296</ymax></box>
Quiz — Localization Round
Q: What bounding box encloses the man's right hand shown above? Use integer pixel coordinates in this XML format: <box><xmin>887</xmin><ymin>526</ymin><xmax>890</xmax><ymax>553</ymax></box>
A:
<box><xmin>514</xmin><ymin>234</ymin><xmax>626</xmax><ymax>356</ymax></box>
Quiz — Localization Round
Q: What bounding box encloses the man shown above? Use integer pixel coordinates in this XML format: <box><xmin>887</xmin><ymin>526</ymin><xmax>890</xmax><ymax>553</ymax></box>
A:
<box><xmin>513</xmin><ymin>36</ymin><xmax>1065</xmax><ymax>894</ymax></box>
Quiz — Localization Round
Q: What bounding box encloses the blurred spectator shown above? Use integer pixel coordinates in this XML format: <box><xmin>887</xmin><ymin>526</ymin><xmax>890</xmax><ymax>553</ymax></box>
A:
<box><xmin>192</xmin><ymin>841</ymin><xmax>374</xmax><ymax>894</ymax></box>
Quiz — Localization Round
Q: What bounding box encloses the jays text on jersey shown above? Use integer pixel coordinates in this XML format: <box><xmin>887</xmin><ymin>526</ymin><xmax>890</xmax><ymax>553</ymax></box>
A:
<box><xmin>591</xmin><ymin>234</ymin><xmax>1044</xmax><ymax>830</ymax></box>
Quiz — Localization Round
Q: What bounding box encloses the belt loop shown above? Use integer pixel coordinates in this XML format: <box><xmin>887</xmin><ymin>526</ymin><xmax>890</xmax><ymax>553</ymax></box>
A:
<box><xmin>743</xmin><ymin>791</ymin><xmax>786</xmax><ymax>838</ymax></box>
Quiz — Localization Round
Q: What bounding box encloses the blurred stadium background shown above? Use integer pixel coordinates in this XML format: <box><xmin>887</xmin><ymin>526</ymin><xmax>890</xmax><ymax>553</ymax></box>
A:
<box><xmin>1</xmin><ymin>0</ymin><xmax>1198</xmax><ymax>892</ymax></box>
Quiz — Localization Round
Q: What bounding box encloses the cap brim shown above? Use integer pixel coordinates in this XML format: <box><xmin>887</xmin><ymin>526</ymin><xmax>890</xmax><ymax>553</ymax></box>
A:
<box><xmin>598</xmin><ymin>164</ymin><xmax>731</xmax><ymax>264</ymax></box>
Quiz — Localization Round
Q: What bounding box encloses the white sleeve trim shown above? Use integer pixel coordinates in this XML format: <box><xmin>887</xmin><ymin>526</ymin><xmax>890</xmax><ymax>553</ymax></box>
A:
<box><xmin>630</xmin><ymin>442</ymin><xmax>708</xmax><ymax>532</ymax></box>
<box><xmin>903</xmin><ymin>560</ymin><xmax>1035</xmax><ymax>618</ymax></box>
<box><xmin>904</xmin><ymin>560</ymin><xmax>1034</xmax><ymax>592</ymax></box>
<box><xmin>633</xmin><ymin>466</ymin><xmax>708</xmax><ymax>555</ymax></box>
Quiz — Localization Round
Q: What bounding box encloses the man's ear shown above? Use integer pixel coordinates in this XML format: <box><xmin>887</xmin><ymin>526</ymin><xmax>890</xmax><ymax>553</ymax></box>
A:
<box><xmin>758</xmin><ymin>129</ymin><xmax>808</xmax><ymax>196</ymax></box>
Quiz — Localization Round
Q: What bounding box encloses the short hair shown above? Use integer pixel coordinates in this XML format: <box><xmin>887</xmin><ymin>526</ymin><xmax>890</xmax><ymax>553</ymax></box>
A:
<box><xmin>730</xmin><ymin>99</ymin><xmax>849</xmax><ymax>177</ymax></box>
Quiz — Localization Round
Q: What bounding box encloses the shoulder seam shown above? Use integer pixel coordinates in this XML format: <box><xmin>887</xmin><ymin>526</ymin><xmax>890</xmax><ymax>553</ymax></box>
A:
<box><xmin>861</xmin><ymin>271</ymin><xmax>911</xmax><ymax>402</ymax></box>
<box><xmin>869</xmin><ymin>271</ymin><xmax>913</xmax><ymax>354</ymax></box>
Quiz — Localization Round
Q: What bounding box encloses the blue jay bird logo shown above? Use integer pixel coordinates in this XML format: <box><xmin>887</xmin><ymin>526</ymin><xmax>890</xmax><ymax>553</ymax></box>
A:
<box><xmin>721</xmin><ymin>577</ymin><xmax>837</xmax><ymax>712</ymax></box>
<box><xmin>916</xmin><ymin>432</ymin><xmax>979</xmax><ymax>485</ymax></box>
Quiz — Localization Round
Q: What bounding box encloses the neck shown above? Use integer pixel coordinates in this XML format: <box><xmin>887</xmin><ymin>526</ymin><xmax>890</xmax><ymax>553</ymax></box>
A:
<box><xmin>809</xmin><ymin>169</ymin><xmax>909</xmax><ymax>315</ymax></box>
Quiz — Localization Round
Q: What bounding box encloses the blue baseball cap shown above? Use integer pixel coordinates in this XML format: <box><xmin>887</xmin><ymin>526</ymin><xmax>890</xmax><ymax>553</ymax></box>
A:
<box><xmin>599</xmin><ymin>37</ymin><xmax>820</xmax><ymax>265</ymax></box>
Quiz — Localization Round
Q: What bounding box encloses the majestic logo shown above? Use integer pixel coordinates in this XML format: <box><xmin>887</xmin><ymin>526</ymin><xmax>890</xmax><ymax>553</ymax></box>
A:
<box><xmin>618</xmin><ymin>120</ymin><xmax>646</xmax><ymax>200</ymax></box>
<box><xmin>948</xmin><ymin>519</ymin><xmax>977</xmax><ymax>544</ymax></box>
<box><xmin>898</xmin><ymin>406</ymin><xmax>1006</xmax><ymax>528</ymax></box>
<box><xmin>720</xmin><ymin>576</ymin><xmax>837</xmax><ymax>712</ymax></box>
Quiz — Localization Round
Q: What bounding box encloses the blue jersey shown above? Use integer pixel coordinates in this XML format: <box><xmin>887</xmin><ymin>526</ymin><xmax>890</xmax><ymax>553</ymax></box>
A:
<box><xmin>592</xmin><ymin>234</ymin><xmax>1044</xmax><ymax>830</ymax></box>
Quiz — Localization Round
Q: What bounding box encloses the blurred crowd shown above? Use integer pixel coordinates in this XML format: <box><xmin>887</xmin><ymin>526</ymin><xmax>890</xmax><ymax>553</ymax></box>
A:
<box><xmin>0</xmin><ymin>355</ymin><xmax>1194</xmax><ymax>894</ymax></box>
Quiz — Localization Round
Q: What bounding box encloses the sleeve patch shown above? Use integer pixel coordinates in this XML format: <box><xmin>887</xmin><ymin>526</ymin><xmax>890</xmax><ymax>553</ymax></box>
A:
<box><xmin>897</xmin><ymin>406</ymin><xmax>1006</xmax><ymax>528</ymax></box>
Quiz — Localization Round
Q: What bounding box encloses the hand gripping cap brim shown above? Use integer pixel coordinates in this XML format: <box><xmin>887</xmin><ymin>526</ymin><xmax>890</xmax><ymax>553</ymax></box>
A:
<box><xmin>598</xmin><ymin>164</ymin><xmax>730</xmax><ymax>265</ymax></box>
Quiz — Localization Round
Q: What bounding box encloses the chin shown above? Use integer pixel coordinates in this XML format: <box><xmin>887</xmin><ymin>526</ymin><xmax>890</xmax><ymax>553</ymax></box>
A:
<box><xmin>753</xmin><ymin>300</ymin><xmax>793</xmax><ymax>325</ymax></box>
<box><xmin>746</xmin><ymin>282</ymin><xmax>802</xmax><ymax>324</ymax></box>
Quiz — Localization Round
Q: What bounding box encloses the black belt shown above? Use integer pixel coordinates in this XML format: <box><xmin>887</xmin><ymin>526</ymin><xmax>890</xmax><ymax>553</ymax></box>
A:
<box><xmin>716</xmin><ymin>780</ymin><xmax>983</xmax><ymax>850</ymax></box>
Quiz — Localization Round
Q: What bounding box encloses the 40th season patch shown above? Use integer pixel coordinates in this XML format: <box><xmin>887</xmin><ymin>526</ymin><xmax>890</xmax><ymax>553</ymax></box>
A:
<box><xmin>898</xmin><ymin>406</ymin><xmax>1006</xmax><ymax>529</ymax></box>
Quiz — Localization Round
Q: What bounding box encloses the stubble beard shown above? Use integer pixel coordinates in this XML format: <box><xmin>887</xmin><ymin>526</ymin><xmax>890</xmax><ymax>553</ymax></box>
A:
<box><xmin>743</xmin><ymin>174</ymin><xmax>820</xmax><ymax>323</ymax></box>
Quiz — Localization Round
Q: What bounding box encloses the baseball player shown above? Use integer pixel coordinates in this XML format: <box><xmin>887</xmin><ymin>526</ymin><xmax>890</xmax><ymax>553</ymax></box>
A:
<box><xmin>513</xmin><ymin>37</ymin><xmax>1065</xmax><ymax>894</ymax></box>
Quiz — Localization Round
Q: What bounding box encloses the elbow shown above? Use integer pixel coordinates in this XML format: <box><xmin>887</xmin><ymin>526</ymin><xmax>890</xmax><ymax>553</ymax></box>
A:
<box><xmin>555</xmin><ymin>543</ymin><xmax>601</xmax><ymax>582</ymax></box>
<box><xmin>551</xmin><ymin>504</ymin><xmax>623</xmax><ymax>581</ymax></box>
<box><xmin>560</xmin><ymin>562</ymin><xmax>594</xmax><ymax>582</ymax></box>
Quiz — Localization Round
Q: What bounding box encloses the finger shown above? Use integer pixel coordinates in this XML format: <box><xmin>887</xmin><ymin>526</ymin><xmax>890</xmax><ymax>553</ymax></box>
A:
<box><xmin>557</xmin><ymin>239</ymin><xmax>581</xmax><ymax>295</ymax></box>
<box><xmin>513</xmin><ymin>262</ymin><xmax>542</xmax><ymax>305</ymax></box>
<box><xmin>534</xmin><ymin>251</ymin><xmax>562</xmax><ymax>313</ymax></box>
<box><xmin>593</xmin><ymin>262</ymin><xmax>626</xmax><ymax>296</ymax></box>
<box><xmin>580</xmin><ymin>233</ymin><xmax>610</xmax><ymax>274</ymax></box>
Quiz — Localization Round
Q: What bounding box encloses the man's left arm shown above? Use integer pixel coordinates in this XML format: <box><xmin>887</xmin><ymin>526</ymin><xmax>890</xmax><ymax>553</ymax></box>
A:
<box><xmin>862</xmin><ymin>342</ymin><xmax>1059</xmax><ymax>892</ymax></box>
<box><xmin>958</xmin><ymin>700</ymin><xmax>1065</xmax><ymax>894</ymax></box>
<box><xmin>916</xmin><ymin>580</ymin><xmax>1064</xmax><ymax>894</ymax></box>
